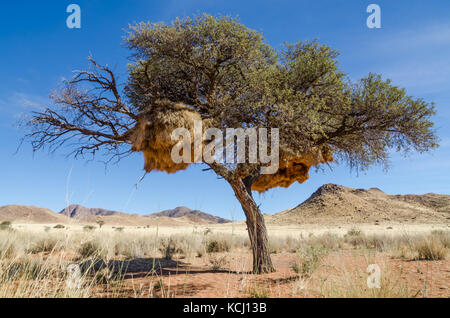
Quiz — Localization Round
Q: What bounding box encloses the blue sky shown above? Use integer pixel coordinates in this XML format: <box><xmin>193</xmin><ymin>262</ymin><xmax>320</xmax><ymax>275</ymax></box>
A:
<box><xmin>0</xmin><ymin>0</ymin><xmax>449</xmax><ymax>220</ymax></box>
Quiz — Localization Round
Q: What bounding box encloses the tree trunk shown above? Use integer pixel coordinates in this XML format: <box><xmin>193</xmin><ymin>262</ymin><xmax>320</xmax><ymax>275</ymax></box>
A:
<box><xmin>229</xmin><ymin>177</ymin><xmax>275</xmax><ymax>274</ymax></box>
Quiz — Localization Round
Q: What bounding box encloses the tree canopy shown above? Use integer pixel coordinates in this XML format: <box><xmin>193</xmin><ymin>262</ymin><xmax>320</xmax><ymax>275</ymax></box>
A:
<box><xmin>124</xmin><ymin>14</ymin><xmax>437</xmax><ymax>178</ymax></box>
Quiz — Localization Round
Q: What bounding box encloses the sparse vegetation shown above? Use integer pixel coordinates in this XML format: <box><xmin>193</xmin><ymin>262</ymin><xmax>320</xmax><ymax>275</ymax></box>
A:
<box><xmin>206</xmin><ymin>239</ymin><xmax>230</xmax><ymax>253</ymax></box>
<box><xmin>83</xmin><ymin>225</ymin><xmax>96</xmax><ymax>232</ymax></box>
<box><xmin>248</xmin><ymin>285</ymin><xmax>270</xmax><ymax>298</ymax></box>
<box><xmin>208</xmin><ymin>255</ymin><xmax>228</xmax><ymax>271</ymax></box>
<box><xmin>0</xmin><ymin>221</ymin><xmax>12</xmax><ymax>231</ymax></box>
<box><xmin>0</xmin><ymin>226</ymin><xmax>447</xmax><ymax>298</ymax></box>
<box><xmin>347</xmin><ymin>228</ymin><xmax>363</xmax><ymax>237</ymax></box>
<box><xmin>414</xmin><ymin>237</ymin><xmax>447</xmax><ymax>260</ymax></box>
<box><xmin>78</xmin><ymin>241</ymin><xmax>104</xmax><ymax>259</ymax></box>
<box><xmin>159</xmin><ymin>238</ymin><xmax>181</xmax><ymax>260</ymax></box>
<box><xmin>28</xmin><ymin>238</ymin><xmax>59</xmax><ymax>254</ymax></box>
<box><xmin>291</xmin><ymin>246</ymin><xmax>328</xmax><ymax>277</ymax></box>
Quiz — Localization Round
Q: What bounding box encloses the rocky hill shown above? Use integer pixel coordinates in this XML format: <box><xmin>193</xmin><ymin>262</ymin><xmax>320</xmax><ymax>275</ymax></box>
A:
<box><xmin>268</xmin><ymin>184</ymin><xmax>450</xmax><ymax>225</ymax></box>
<box><xmin>0</xmin><ymin>205</ymin><xmax>70</xmax><ymax>224</ymax></box>
<box><xmin>147</xmin><ymin>206</ymin><xmax>231</xmax><ymax>224</ymax></box>
<box><xmin>60</xmin><ymin>204</ymin><xmax>128</xmax><ymax>219</ymax></box>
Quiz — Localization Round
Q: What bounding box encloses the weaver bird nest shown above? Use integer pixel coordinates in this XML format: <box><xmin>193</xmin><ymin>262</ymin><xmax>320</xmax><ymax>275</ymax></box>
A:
<box><xmin>130</xmin><ymin>101</ymin><xmax>333</xmax><ymax>192</ymax></box>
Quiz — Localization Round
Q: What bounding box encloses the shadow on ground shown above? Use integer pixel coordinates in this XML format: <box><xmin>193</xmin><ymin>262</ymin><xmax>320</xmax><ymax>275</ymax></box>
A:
<box><xmin>79</xmin><ymin>257</ymin><xmax>248</xmax><ymax>278</ymax></box>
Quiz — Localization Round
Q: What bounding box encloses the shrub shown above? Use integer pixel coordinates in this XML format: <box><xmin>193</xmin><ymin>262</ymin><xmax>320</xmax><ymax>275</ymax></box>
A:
<box><xmin>347</xmin><ymin>228</ymin><xmax>363</xmax><ymax>236</ymax></box>
<box><xmin>28</xmin><ymin>238</ymin><xmax>59</xmax><ymax>254</ymax></box>
<box><xmin>308</xmin><ymin>233</ymin><xmax>341</xmax><ymax>250</ymax></box>
<box><xmin>209</xmin><ymin>255</ymin><xmax>228</xmax><ymax>270</ymax></box>
<box><xmin>53</xmin><ymin>224</ymin><xmax>65</xmax><ymax>229</ymax></box>
<box><xmin>415</xmin><ymin>237</ymin><xmax>447</xmax><ymax>260</ymax></box>
<box><xmin>83</xmin><ymin>225</ymin><xmax>96</xmax><ymax>232</ymax></box>
<box><xmin>291</xmin><ymin>246</ymin><xmax>328</xmax><ymax>277</ymax></box>
<box><xmin>206</xmin><ymin>240</ymin><xmax>230</xmax><ymax>253</ymax></box>
<box><xmin>0</xmin><ymin>221</ymin><xmax>12</xmax><ymax>231</ymax></box>
<box><xmin>78</xmin><ymin>241</ymin><xmax>104</xmax><ymax>259</ymax></box>
<box><xmin>159</xmin><ymin>238</ymin><xmax>181</xmax><ymax>260</ymax></box>
<box><xmin>248</xmin><ymin>286</ymin><xmax>269</xmax><ymax>298</ymax></box>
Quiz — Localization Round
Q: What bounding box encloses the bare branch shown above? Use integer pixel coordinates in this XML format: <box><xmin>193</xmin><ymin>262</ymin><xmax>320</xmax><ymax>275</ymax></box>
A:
<box><xmin>21</xmin><ymin>58</ymin><xmax>138</xmax><ymax>161</ymax></box>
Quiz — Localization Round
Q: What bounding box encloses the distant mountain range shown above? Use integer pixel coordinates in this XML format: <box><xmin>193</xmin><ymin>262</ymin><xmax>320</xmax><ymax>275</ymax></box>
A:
<box><xmin>59</xmin><ymin>204</ymin><xmax>230</xmax><ymax>224</ymax></box>
<box><xmin>1</xmin><ymin>184</ymin><xmax>448</xmax><ymax>226</ymax></box>
<box><xmin>0</xmin><ymin>204</ymin><xmax>230</xmax><ymax>225</ymax></box>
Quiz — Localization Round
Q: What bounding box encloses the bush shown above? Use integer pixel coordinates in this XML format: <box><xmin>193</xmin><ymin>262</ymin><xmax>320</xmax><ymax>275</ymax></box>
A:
<box><xmin>415</xmin><ymin>237</ymin><xmax>447</xmax><ymax>260</ymax></box>
<box><xmin>0</xmin><ymin>221</ymin><xmax>12</xmax><ymax>231</ymax></box>
<box><xmin>206</xmin><ymin>240</ymin><xmax>230</xmax><ymax>253</ymax></box>
<box><xmin>347</xmin><ymin>228</ymin><xmax>363</xmax><ymax>236</ymax></box>
<box><xmin>78</xmin><ymin>241</ymin><xmax>104</xmax><ymax>259</ymax></box>
<box><xmin>28</xmin><ymin>238</ymin><xmax>59</xmax><ymax>254</ymax></box>
<box><xmin>159</xmin><ymin>238</ymin><xmax>181</xmax><ymax>260</ymax></box>
<box><xmin>53</xmin><ymin>224</ymin><xmax>65</xmax><ymax>229</ymax></box>
<box><xmin>248</xmin><ymin>286</ymin><xmax>269</xmax><ymax>298</ymax></box>
<box><xmin>291</xmin><ymin>246</ymin><xmax>328</xmax><ymax>277</ymax></box>
<box><xmin>83</xmin><ymin>225</ymin><xmax>96</xmax><ymax>232</ymax></box>
<box><xmin>209</xmin><ymin>255</ymin><xmax>228</xmax><ymax>270</ymax></box>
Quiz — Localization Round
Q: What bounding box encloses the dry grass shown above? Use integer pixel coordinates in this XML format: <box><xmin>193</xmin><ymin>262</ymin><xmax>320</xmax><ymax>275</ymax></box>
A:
<box><xmin>414</xmin><ymin>237</ymin><xmax>447</xmax><ymax>260</ymax></box>
<box><xmin>318</xmin><ymin>263</ymin><xmax>412</xmax><ymax>298</ymax></box>
<box><xmin>0</xmin><ymin>225</ymin><xmax>447</xmax><ymax>298</ymax></box>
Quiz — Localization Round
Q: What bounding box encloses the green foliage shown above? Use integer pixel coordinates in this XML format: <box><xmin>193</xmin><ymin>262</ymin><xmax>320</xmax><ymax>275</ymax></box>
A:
<box><xmin>125</xmin><ymin>14</ymin><xmax>438</xmax><ymax>172</ymax></box>
<box><xmin>0</xmin><ymin>222</ymin><xmax>12</xmax><ymax>231</ymax></box>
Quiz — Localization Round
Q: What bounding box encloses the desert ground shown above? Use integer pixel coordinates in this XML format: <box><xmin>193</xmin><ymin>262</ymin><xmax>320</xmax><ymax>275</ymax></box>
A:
<box><xmin>0</xmin><ymin>222</ymin><xmax>448</xmax><ymax>298</ymax></box>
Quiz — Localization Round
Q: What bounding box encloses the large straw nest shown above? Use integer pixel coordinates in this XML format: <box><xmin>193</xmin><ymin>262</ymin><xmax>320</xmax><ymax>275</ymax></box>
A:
<box><xmin>251</xmin><ymin>148</ymin><xmax>333</xmax><ymax>193</ymax></box>
<box><xmin>130</xmin><ymin>101</ymin><xmax>202</xmax><ymax>173</ymax></box>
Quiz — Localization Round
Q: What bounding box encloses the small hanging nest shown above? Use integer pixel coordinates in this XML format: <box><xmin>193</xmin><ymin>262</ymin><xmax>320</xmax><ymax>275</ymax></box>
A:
<box><xmin>130</xmin><ymin>101</ymin><xmax>202</xmax><ymax>173</ymax></box>
<box><xmin>251</xmin><ymin>148</ymin><xmax>333</xmax><ymax>193</ymax></box>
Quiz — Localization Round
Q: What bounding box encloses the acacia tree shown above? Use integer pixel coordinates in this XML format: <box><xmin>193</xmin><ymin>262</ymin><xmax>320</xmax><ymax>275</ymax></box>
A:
<box><xmin>23</xmin><ymin>15</ymin><xmax>438</xmax><ymax>273</ymax></box>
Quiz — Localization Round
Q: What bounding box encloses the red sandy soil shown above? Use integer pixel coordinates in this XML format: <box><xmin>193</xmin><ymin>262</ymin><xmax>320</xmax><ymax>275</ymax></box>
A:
<box><xmin>101</xmin><ymin>251</ymin><xmax>449</xmax><ymax>298</ymax></box>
